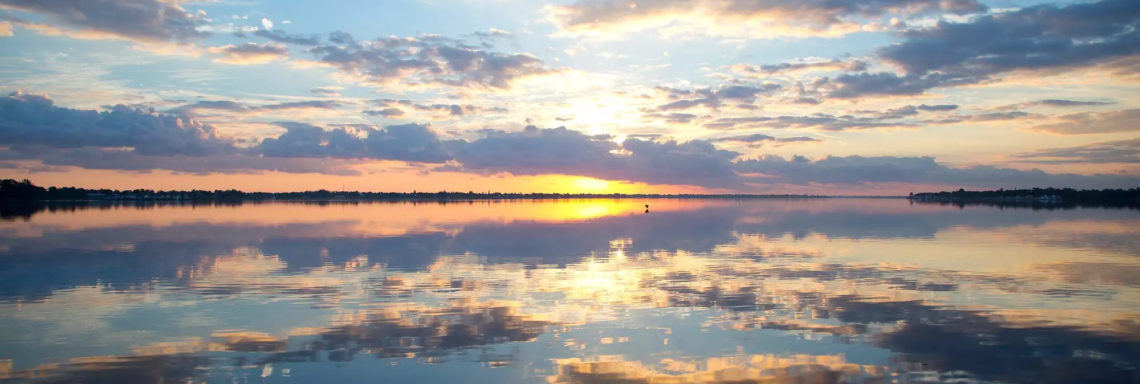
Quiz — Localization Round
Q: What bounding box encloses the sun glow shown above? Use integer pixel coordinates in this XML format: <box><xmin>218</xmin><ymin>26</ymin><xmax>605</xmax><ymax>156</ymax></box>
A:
<box><xmin>573</xmin><ymin>177</ymin><xmax>610</xmax><ymax>192</ymax></box>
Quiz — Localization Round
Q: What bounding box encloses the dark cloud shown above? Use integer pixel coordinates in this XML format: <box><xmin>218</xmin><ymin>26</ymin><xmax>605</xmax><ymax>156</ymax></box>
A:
<box><xmin>172</xmin><ymin>99</ymin><xmax>342</xmax><ymax>116</ymax></box>
<box><xmin>258</xmin><ymin>100</ymin><xmax>341</xmax><ymax>111</ymax></box>
<box><xmin>832</xmin><ymin>0</ymin><xmax>1140</xmax><ymax>97</ymax></box>
<box><xmin>0</xmin><ymin>0</ymin><xmax>208</xmax><ymax>42</ymax></box>
<box><xmin>451</xmin><ymin>126</ymin><xmax>742</xmax><ymax>188</ymax></box>
<box><xmin>370</xmin><ymin>99</ymin><xmax>505</xmax><ymax>117</ymax></box>
<box><xmin>307</xmin><ymin>34</ymin><xmax>552</xmax><ymax>89</ymax></box>
<box><xmin>926</xmin><ymin>111</ymin><xmax>1034</xmax><ymax>125</ymax></box>
<box><xmin>470</xmin><ymin>28</ymin><xmax>512</xmax><ymax>40</ymax></box>
<box><xmin>1034</xmin><ymin>99</ymin><xmax>1116</xmax><ymax>107</ymax></box>
<box><xmin>711</xmin><ymin>134</ymin><xmax>819</xmax><ymax>145</ymax></box>
<box><xmin>550</xmin><ymin>0</ymin><xmax>984</xmax><ymax>35</ymax></box>
<box><xmin>734</xmin><ymin>59</ymin><xmax>867</xmax><ymax>76</ymax></box>
<box><xmin>643</xmin><ymin>112</ymin><xmax>698</xmax><ymax>124</ymax></box>
<box><xmin>652</xmin><ymin>84</ymin><xmax>780</xmax><ymax>111</ymax></box>
<box><xmin>705</xmin><ymin>113</ymin><xmax>916</xmax><ymax>131</ymax></box>
<box><xmin>0</xmin><ymin>147</ymin><xmax>362</xmax><ymax>176</ymax></box>
<box><xmin>310</xmin><ymin>87</ymin><xmax>342</xmax><ymax>97</ymax></box>
<box><xmin>869</xmin><ymin>104</ymin><xmax>958</xmax><ymax>119</ymax></box>
<box><xmin>209</xmin><ymin>43</ymin><xmax>289</xmax><ymax>65</ymax></box>
<box><xmin>1031</xmin><ymin>109</ymin><xmax>1140</xmax><ymax>134</ymax></box>
<box><xmin>917</xmin><ymin>104</ymin><xmax>959</xmax><ymax>112</ymax></box>
<box><xmin>364</xmin><ymin>108</ymin><xmax>406</xmax><ymax>118</ymax></box>
<box><xmin>258</xmin><ymin>122</ymin><xmax>450</xmax><ymax>163</ymax></box>
<box><xmin>1013</xmin><ymin>138</ymin><xmax>1140</xmax><ymax>164</ymax></box>
<box><xmin>734</xmin><ymin>155</ymin><xmax>1140</xmax><ymax>188</ymax></box>
<box><xmin>0</xmin><ymin>92</ymin><xmax>235</xmax><ymax>156</ymax></box>
<box><xmin>884</xmin><ymin>0</ymin><xmax>1140</xmax><ymax>76</ymax></box>
<box><xmin>451</xmin><ymin>125</ymin><xmax>619</xmax><ymax>174</ymax></box>
<box><xmin>827</xmin><ymin>72</ymin><xmax>973</xmax><ymax>98</ymax></box>
<box><xmin>252</xmin><ymin>29</ymin><xmax>321</xmax><ymax>46</ymax></box>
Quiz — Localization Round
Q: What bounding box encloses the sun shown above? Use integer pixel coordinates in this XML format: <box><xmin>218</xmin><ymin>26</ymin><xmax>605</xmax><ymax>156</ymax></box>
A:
<box><xmin>573</xmin><ymin>177</ymin><xmax>610</xmax><ymax>192</ymax></box>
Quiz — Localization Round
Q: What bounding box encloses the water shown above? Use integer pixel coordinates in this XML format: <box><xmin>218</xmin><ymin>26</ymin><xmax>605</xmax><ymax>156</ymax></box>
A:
<box><xmin>0</xmin><ymin>199</ymin><xmax>1138</xmax><ymax>383</ymax></box>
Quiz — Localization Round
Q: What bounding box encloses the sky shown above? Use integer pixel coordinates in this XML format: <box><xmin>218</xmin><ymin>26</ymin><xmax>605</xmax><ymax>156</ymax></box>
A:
<box><xmin>0</xmin><ymin>0</ymin><xmax>1137</xmax><ymax>194</ymax></box>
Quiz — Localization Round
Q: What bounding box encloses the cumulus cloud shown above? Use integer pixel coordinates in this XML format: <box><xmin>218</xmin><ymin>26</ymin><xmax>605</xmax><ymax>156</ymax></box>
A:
<box><xmin>547</xmin><ymin>0</ymin><xmax>984</xmax><ymax>39</ymax></box>
<box><xmin>734</xmin><ymin>155</ymin><xmax>1140</xmax><ymax>188</ymax></box>
<box><xmin>208</xmin><ymin>43</ymin><xmax>289</xmax><ymax>65</ymax></box>
<box><xmin>4</xmin><ymin>93</ymin><xmax>1136</xmax><ymax>188</ymax></box>
<box><xmin>652</xmin><ymin>84</ymin><xmax>780</xmax><ymax>111</ymax></box>
<box><xmin>1031</xmin><ymin>109</ymin><xmax>1140</xmax><ymax>134</ymax></box>
<box><xmin>831</xmin><ymin>0</ymin><xmax>1140</xmax><ymax>97</ymax></box>
<box><xmin>0</xmin><ymin>92</ymin><xmax>235</xmax><ymax>156</ymax></box>
<box><xmin>306</xmin><ymin>33</ymin><xmax>553</xmax><ymax>89</ymax></box>
<box><xmin>450</xmin><ymin>126</ymin><xmax>743</xmax><ymax>188</ymax></box>
<box><xmin>1013</xmin><ymin>138</ymin><xmax>1140</xmax><ymax>164</ymax></box>
<box><xmin>258</xmin><ymin>122</ymin><xmax>450</xmax><ymax>163</ymax></box>
<box><xmin>0</xmin><ymin>0</ymin><xmax>208</xmax><ymax>43</ymax></box>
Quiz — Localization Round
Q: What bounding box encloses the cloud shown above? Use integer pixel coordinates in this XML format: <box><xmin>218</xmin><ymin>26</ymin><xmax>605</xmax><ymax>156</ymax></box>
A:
<box><xmin>547</xmin><ymin>0</ymin><xmax>985</xmax><ymax>39</ymax></box>
<box><xmin>451</xmin><ymin>126</ymin><xmax>620</xmax><ymax>174</ymax></box>
<box><xmin>310</xmin><ymin>86</ymin><xmax>342</xmax><ymax>97</ymax></box>
<box><xmin>826</xmin><ymin>72</ymin><xmax>972</xmax><ymax>98</ymax></box>
<box><xmin>832</xmin><ymin>0</ymin><xmax>1140</xmax><ymax>97</ymax></box>
<box><xmin>1031</xmin><ymin>109</ymin><xmax>1140</xmax><ymax>134</ymax></box>
<box><xmin>251</xmin><ymin>28</ymin><xmax>320</xmax><ymax>46</ymax></box>
<box><xmin>172</xmin><ymin>99</ymin><xmax>341</xmax><ymax>116</ymax></box>
<box><xmin>917</xmin><ymin>104</ymin><xmax>958</xmax><ymax>112</ymax></box>
<box><xmin>868</xmin><ymin>104</ymin><xmax>958</xmax><ymax>119</ymax></box>
<box><xmin>3</xmin><ymin>93</ymin><xmax>1136</xmax><ymax>188</ymax></box>
<box><xmin>208</xmin><ymin>43</ymin><xmax>289</xmax><ymax>65</ymax></box>
<box><xmin>732</xmin><ymin>59</ymin><xmax>867</xmax><ymax>76</ymax></box>
<box><xmin>734</xmin><ymin>155</ymin><xmax>1140</xmax><ymax>188</ymax></box>
<box><xmin>0</xmin><ymin>92</ymin><xmax>235</xmax><ymax>156</ymax></box>
<box><xmin>450</xmin><ymin>126</ymin><xmax>743</xmax><ymax>188</ymax></box>
<box><xmin>0</xmin><ymin>21</ymin><xmax>12</xmax><ymax>37</ymax></box>
<box><xmin>1013</xmin><ymin>138</ymin><xmax>1140</xmax><ymax>164</ymax></box>
<box><xmin>711</xmin><ymin>134</ymin><xmax>820</xmax><ymax>145</ymax></box>
<box><xmin>0</xmin><ymin>147</ymin><xmax>363</xmax><ymax>176</ymax></box>
<box><xmin>652</xmin><ymin>84</ymin><xmax>780</xmax><ymax>111</ymax></box>
<box><xmin>260</xmin><ymin>18</ymin><xmax>273</xmax><ymax>31</ymax></box>
<box><xmin>0</xmin><ymin>0</ymin><xmax>208</xmax><ymax>43</ymax></box>
<box><xmin>643</xmin><ymin>112</ymin><xmax>698</xmax><ymax>124</ymax></box>
<box><xmin>364</xmin><ymin>108</ymin><xmax>405</xmax><ymax>118</ymax></box>
<box><xmin>306</xmin><ymin>33</ymin><xmax>553</xmax><ymax>89</ymax></box>
<box><xmin>1032</xmin><ymin>99</ymin><xmax>1116</xmax><ymax>107</ymax></box>
<box><xmin>366</xmin><ymin>99</ymin><xmax>507</xmax><ymax>120</ymax></box>
<box><xmin>257</xmin><ymin>122</ymin><xmax>450</xmax><ymax>163</ymax></box>
<box><xmin>704</xmin><ymin>114</ymin><xmax>916</xmax><ymax>131</ymax></box>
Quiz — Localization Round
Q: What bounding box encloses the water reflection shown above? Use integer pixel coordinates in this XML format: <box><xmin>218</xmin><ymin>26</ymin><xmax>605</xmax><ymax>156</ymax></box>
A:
<box><xmin>0</xmin><ymin>199</ymin><xmax>1138</xmax><ymax>383</ymax></box>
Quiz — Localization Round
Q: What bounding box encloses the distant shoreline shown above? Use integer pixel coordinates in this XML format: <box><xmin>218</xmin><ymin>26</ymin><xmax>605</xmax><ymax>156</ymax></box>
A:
<box><xmin>908</xmin><ymin>187</ymin><xmax>1140</xmax><ymax>209</ymax></box>
<box><xmin>1</xmin><ymin>179</ymin><xmax>907</xmax><ymax>202</ymax></box>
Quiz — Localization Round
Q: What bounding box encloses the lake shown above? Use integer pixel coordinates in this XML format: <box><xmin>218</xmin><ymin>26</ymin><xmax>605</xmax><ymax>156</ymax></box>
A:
<box><xmin>1</xmin><ymin>199</ymin><xmax>1138</xmax><ymax>383</ymax></box>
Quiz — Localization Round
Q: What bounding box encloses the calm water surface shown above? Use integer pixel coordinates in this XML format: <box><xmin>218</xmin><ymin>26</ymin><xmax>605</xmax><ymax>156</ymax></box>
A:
<box><xmin>1</xmin><ymin>199</ymin><xmax>1138</xmax><ymax>383</ymax></box>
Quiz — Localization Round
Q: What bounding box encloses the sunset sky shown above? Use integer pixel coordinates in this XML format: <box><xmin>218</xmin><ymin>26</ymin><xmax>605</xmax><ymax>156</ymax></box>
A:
<box><xmin>0</xmin><ymin>0</ymin><xmax>1137</xmax><ymax>194</ymax></box>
